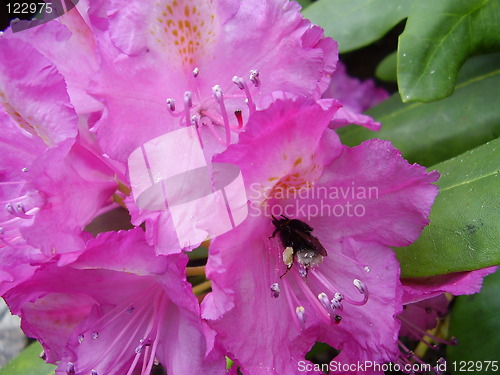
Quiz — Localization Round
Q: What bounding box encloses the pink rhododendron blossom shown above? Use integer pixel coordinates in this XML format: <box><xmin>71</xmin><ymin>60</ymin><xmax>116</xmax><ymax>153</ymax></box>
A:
<box><xmin>4</xmin><ymin>229</ymin><xmax>224</xmax><ymax>375</ymax></box>
<box><xmin>95</xmin><ymin>0</ymin><xmax>338</xmax><ymax>254</ymax></box>
<box><xmin>202</xmin><ymin>99</ymin><xmax>439</xmax><ymax>374</ymax></box>
<box><xmin>89</xmin><ymin>0</ymin><xmax>337</xmax><ymax>162</ymax></box>
<box><xmin>324</xmin><ymin>61</ymin><xmax>389</xmax><ymax>131</ymax></box>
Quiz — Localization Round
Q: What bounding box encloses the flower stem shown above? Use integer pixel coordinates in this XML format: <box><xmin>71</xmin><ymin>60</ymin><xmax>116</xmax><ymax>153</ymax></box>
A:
<box><xmin>186</xmin><ymin>266</ymin><xmax>206</xmax><ymax>277</ymax></box>
<box><xmin>192</xmin><ymin>280</ymin><xmax>212</xmax><ymax>295</ymax></box>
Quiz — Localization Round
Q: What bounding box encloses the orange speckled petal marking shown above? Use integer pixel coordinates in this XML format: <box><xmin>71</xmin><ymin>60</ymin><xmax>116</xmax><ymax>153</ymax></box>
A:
<box><xmin>151</xmin><ymin>0</ymin><xmax>218</xmax><ymax>66</ymax></box>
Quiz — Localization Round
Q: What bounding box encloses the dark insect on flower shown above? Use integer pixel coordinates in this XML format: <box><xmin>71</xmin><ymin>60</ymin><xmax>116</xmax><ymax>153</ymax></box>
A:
<box><xmin>270</xmin><ymin>215</ymin><xmax>327</xmax><ymax>278</ymax></box>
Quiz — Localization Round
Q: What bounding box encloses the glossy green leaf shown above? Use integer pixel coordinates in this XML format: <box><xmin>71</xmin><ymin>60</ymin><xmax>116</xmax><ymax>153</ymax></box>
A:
<box><xmin>0</xmin><ymin>342</ymin><xmax>55</xmax><ymax>375</ymax></box>
<box><xmin>375</xmin><ymin>51</ymin><xmax>397</xmax><ymax>82</ymax></box>
<box><xmin>396</xmin><ymin>138</ymin><xmax>500</xmax><ymax>278</ymax></box>
<box><xmin>398</xmin><ymin>0</ymin><xmax>500</xmax><ymax>102</ymax></box>
<box><xmin>303</xmin><ymin>0</ymin><xmax>413</xmax><ymax>53</ymax></box>
<box><xmin>338</xmin><ymin>53</ymin><xmax>500</xmax><ymax>167</ymax></box>
<box><xmin>448</xmin><ymin>269</ymin><xmax>500</xmax><ymax>374</ymax></box>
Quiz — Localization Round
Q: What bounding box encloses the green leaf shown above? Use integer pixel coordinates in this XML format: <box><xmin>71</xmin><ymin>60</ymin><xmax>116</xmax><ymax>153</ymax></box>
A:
<box><xmin>0</xmin><ymin>342</ymin><xmax>55</xmax><ymax>375</ymax></box>
<box><xmin>338</xmin><ymin>53</ymin><xmax>500</xmax><ymax>167</ymax></box>
<box><xmin>375</xmin><ymin>51</ymin><xmax>397</xmax><ymax>82</ymax></box>
<box><xmin>398</xmin><ymin>0</ymin><xmax>500</xmax><ymax>102</ymax></box>
<box><xmin>395</xmin><ymin>138</ymin><xmax>500</xmax><ymax>278</ymax></box>
<box><xmin>303</xmin><ymin>0</ymin><xmax>413</xmax><ymax>53</ymax></box>
<box><xmin>448</xmin><ymin>269</ymin><xmax>500</xmax><ymax>374</ymax></box>
<box><xmin>296</xmin><ymin>0</ymin><xmax>313</xmax><ymax>9</ymax></box>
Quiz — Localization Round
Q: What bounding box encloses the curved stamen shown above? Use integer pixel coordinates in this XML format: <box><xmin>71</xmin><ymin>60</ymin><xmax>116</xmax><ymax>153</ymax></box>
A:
<box><xmin>165</xmin><ymin>99</ymin><xmax>184</xmax><ymax>118</ymax></box>
<box><xmin>342</xmin><ymin>279</ymin><xmax>369</xmax><ymax>306</ymax></box>
<box><xmin>249</xmin><ymin>69</ymin><xmax>260</xmax><ymax>87</ymax></box>
<box><xmin>15</xmin><ymin>203</ymin><xmax>33</xmax><ymax>219</ymax></box>
<box><xmin>166</xmin><ymin>98</ymin><xmax>176</xmax><ymax>112</ymax></box>
<box><xmin>190</xmin><ymin>116</ymin><xmax>204</xmax><ymax>148</ymax></box>
<box><xmin>212</xmin><ymin>85</ymin><xmax>231</xmax><ymax>146</ymax></box>
<box><xmin>232</xmin><ymin>76</ymin><xmax>255</xmax><ymax>113</ymax></box>
<box><xmin>192</xmin><ymin>67</ymin><xmax>199</xmax><ymax>77</ymax></box>
<box><xmin>184</xmin><ymin>91</ymin><xmax>193</xmax><ymax>128</ymax></box>
<box><xmin>5</xmin><ymin>203</ymin><xmax>35</xmax><ymax>220</ymax></box>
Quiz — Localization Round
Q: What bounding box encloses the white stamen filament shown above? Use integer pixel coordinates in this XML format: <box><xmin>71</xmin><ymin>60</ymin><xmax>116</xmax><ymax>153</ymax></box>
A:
<box><xmin>212</xmin><ymin>85</ymin><xmax>231</xmax><ymax>146</ymax></box>
<box><xmin>232</xmin><ymin>76</ymin><xmax>255</xmax><ymax>112</ymax></box>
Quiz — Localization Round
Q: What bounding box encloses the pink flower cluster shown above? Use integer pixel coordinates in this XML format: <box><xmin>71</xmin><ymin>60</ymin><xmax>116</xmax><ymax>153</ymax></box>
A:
<box><xmin>0</xmin><ymin>1</ymin><xmax>495</xmax><ymax>374</ymax></box>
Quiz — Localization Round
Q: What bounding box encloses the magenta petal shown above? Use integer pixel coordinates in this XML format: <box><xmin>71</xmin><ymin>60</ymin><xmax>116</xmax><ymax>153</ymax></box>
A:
<box><xmin>307</xmin><ymin>139</ymin><xmax>439</xmax><ymax>248</ymax></box>
<box><xmin>330</xmin><ymin>107</ymin><xmax>382</xmax><ymax>131</ymax></box>
<box><xmin>0</xmin><ymin>38</ymin><xmax>78</xmax><ymax>146</ymax></box>
<box><xmin>324</xmin><ymin>61</ymin><xmax>387</xmax><ymax>131</ymax></box>
<box><xmin>21</xmin><ymin>141</ymin><xmax>117</xmax><ymax>254</ymax></box>
<box><xmin>402</xmin><ymin>266</ymin><xmax>498</xmax><ymax>304</ymax></box>
<box><xmin>3</xmin><ymin>7</ymin><xmax>102</xmax><ymax>115</ymax></box>
<box><xmin>324</xmin><ymin>61</ymin><xmax>388</xmax><ymax>114</ymax></box>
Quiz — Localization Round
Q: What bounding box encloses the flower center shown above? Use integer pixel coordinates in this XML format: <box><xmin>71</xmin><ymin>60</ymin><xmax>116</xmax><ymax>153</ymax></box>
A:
<box><xmin>164</xmin><ymin>67</ymin><xmax>260</xmax><ymax>147</ymax></box>
<box><xmin>267</xmin><ymin>222</ymin><xmax>370</xmax><ymax>330</ymax></box>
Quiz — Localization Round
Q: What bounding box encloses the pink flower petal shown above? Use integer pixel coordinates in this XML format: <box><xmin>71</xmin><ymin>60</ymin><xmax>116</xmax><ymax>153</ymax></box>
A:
<box><xmin>0</xmin><ymin>38</ymin><xmax>78</xmax><ymax>146</ymax></box>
